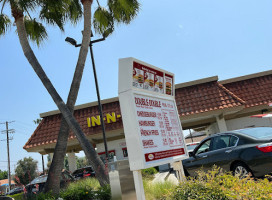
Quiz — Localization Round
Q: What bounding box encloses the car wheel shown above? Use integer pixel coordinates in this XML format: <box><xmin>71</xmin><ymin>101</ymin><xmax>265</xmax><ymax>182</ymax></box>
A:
<box><xmin>232</xmin><ymin>163</ymin><xmax>252</xmax><ymax>179</ymax></box>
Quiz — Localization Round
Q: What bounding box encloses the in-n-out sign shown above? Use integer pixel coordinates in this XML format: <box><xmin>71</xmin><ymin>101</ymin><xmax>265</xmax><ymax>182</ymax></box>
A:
<box><xmin>118</xmin><ymin>58</ymin><xmax>188</xmax><ymax>200</ymax></box>
<box><xmin>87</xmin><ymin>112</ymin><xmax>121</xmax><ymax>127</ymax></box>
<box><xmin>118</xmin><ymin>57</ymin><xmax>188</xmax><ymax>170</ymax></box>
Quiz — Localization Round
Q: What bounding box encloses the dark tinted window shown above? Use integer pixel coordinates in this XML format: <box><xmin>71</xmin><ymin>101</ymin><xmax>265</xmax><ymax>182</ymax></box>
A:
<box><xmin>196</xmin><ymin>139</ymin><xmax>211</xmax><ymax>155</ymax></box>
<box><xmin>212</xmin><ymin>136</ymin><xmax>229</xmax><ymax>150</ymax></box>
<box><xmin>238</xmin><ymin>127</ymin><xmax>272</xmax><ymax>139</ymax></box>
<box><xmin>230</xmin><ymin>136</ymin><xmax>238</xmax><ymax>146</ymax></box>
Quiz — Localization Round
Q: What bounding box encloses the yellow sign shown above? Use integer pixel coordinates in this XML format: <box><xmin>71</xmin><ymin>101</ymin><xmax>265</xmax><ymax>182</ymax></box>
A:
<box><xmin>87</xmin><ymin>112</ymin><xmax>121</xmax><ymax>127</ymax></box>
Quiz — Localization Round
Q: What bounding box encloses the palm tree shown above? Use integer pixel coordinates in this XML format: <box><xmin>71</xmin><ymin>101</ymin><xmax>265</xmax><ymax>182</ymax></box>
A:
<box><xmin>8</xmin><ymin>0</ymin><xmax>110</xmax><ymax>187</ymax></box>
<box><xmin>43</xmin><ymin>0</ymin><xmax>95</xmax><ymax>194</ymax></box>
<box><xmin>44</xmin><ymin>0</ymin><xmax>140</xmax><ymax>194</ymax></box>
<box><xmin>1</xmin><ymin>0</ymin><xmax>140</xmax><ymax>194</ymax></box>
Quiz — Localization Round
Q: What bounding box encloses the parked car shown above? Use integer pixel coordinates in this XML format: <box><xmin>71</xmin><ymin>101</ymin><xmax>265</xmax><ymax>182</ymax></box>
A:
<box><xmin>186</xmin><ymin>142</ymin><xmax>200</xmax><ymax>154</ymax></box>
<box><xmin>72</xmin><ymin>166</ymin><xmax>95</xmax><ymax>180</ymax></box>
<box><xmin>6</xmin><ymin>187</ymin><xmax>23</xmax><ymax>195</ymax></box>
<box><xmin>182</xmin><ymin>127</ymin><xmax>272</xmax><ymax>178</ymax></box>
<box><xmin>25</xmin><ymin>169</ymin><xmax>74</xmax><ymax>195</ymax></box>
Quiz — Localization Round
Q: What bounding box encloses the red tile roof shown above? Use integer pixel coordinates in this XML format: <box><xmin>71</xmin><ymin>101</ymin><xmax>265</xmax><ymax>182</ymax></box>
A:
<box><xmin>222</xmin><ymin>74</ymin><xmax>272</xmax><ymax>108</ymax></box>
<box><xmin>24</xmin><ymin>101</ymin><xmax>123</xmax><ymax>150</ymax></box>
<box><xmin>24</xmin><ymin>71</ymin><xmax>272</xmax><ymax>150</ymax></box>
<box><xmin>175</xmin><ymin>80</ymin><xmax>245</xmax><ymax>116</ymax></box>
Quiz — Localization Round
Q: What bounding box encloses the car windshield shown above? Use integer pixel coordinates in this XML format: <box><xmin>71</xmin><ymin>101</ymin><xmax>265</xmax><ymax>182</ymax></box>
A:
<box><xmin>30</xmin><ymin>175</ymin><xmax>47</xmax><ymax>184</ymax></box>
<box><xmin>238</xmin><ymin>127</ymin><xmax>272</xmax><ymax>139</ymax></box>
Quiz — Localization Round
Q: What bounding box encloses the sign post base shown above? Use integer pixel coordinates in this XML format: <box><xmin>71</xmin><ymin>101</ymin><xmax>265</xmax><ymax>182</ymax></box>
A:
<box><xmin>172</xmin><ymin>161</ymin><xmax>186</xmax><ymax>182</ymax></box>
<box><xmin>133</xmin><ymin>170</ymin><xmax>146</xmax><ymax>200</ymax></box>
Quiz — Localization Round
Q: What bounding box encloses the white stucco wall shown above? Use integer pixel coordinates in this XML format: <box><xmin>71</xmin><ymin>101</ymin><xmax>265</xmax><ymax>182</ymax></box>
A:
<box><xmin>206</xmin><ymin>116</ymin><xmax>272</xmax><ymax>135</ymax></box>
<box><xmin>226</xmin><ymin>116</ymin><xmax>272</xmax><ymax>131</ymax></box>
<box><xmin>206</xmin><ymin>123</ymin><xmax>219</xmax><ymax>135</ymax></box>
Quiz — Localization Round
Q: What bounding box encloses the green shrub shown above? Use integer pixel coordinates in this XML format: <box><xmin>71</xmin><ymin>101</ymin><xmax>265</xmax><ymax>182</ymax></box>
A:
<box><xmin>8</xmin><ymin>192</ymin><xmax>24</xmax><ymax>200</ymax></box>
<box><xmin>60</xmin><ymin>178</ymin><xmax>110</xmax><ymax>200</ymax></box>
<box><xmin>171</xmin><ymin>181</ymin><xmax>228</xmax><ymax>200</ymax></box>
<box><xmin>169</xmin><ymin>166</ymin><xmax>272</xmax><ymax>200</ymax></box>
<box><xmin>142</xmin><ymin>167</ymin><xmax>158</xmax><ymax>180</ymax></box>
<box><xmin>93</xmin><ymin>184</ymin><xmax>111</xmax><ymax>200</ymax></box>
<box><xmin>143</xmin><ymin>179</ymin><xmax>176</xmax><ymax>200</ymax></box>
<box><xmin>25</xmin><ymin>191</ymin><xmax>56</xmax><ymax>200</ymax></box>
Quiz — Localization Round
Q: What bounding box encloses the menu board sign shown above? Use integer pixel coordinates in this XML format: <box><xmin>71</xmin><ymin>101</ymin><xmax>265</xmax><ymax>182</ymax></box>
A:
<box><xmin>134</xmin><ymin>94</ymin><xmax>185</xmax><ymax>163</ymax></box>
<box><xmin>119</xmin><ymin>57</ymin><xmax>187</xmax><ymax>170</ymax></box>
<box><xmin>133</xmin><ymin>62</ymin><xmax>172</xmax><ymax>95</ymax></box>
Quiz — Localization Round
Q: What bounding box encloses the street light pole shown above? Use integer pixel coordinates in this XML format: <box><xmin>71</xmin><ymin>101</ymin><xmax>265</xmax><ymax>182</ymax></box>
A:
<box><xmin>89</xmin><ymin>39</ymin><xmax>109</xmax><ymax>160</ymax></box>
<box><xmin>65</xmin><ymin>35</ymin><xmax>109</xmax><ymax>160</ymax></box>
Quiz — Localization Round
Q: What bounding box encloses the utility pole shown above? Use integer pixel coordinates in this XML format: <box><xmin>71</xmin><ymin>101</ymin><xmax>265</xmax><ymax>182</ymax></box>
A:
<box><xmin>1</xmin><ymin>121</ymin><xmax>15</xmax><ymax>192</ymax></box>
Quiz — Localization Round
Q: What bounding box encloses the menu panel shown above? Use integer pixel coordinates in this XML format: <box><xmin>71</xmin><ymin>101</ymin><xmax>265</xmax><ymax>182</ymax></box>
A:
<box><xmin>133</xmin><ymin>62</ymin><xmax>172</xmax><ymax>95</ymax></box>
<box><xmin>134</xmin><ymin>94</ymin><xmax>185</xmax><ymax>163</ymax></box>
<box><xmin>165</xmin><ymin>74</ymin><xmax>173</xmax><ymax>96</ymax></box>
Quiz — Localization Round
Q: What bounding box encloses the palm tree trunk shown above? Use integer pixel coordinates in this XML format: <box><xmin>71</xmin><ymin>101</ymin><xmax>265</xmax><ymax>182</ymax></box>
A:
<box><xmin>13</xmin><ymin>9</ymin><xmax>109</xmax><ymax>189</ymax></box>
<box><xmin>43</xmin><ymin>0</ymin><xmax>99</xmax><ymax>194</ymax></box>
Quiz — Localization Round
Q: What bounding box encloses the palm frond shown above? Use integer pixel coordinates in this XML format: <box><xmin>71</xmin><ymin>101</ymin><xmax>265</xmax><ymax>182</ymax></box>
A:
<box><xmin>1</xmin><ymin>0</ymin><xmax>7</xmax><ymax>14</ymax></box>
<box><xmin>67</xmin><ymin>0</ymin><xmax>82</xmax><ymax>25</ymax></box>
<box><xmin>39</xmin><ymin>0</ymin><xmax>82</xmax><ymax>31</ymax></box>
<box><xmin>0</xmin><ymin>14</ymin><xmax>11</xmax><ymax>36</ymax></box>
<box><xmin>108</xmin><ymin>0</ymin><xmax>140</xmax><ymax>24</ymax></box>
<box><xmin>18</xmin><ymin>0</ymin><xmax>38</xmax><ymax>12</ymax></box>
<box><xmin>24</xmin><ymin>17</ymin><xmax>48</xmax><ymax>46</ymax></box>
<box><xmin>93</xmin><ymin>6</ymin><xmax>114</xmax><ymax>37</ymax></box>
<box><xmin>39</xmin><ymin>0</ymin><xmax>69</xmax><ymax>31</ymax></box>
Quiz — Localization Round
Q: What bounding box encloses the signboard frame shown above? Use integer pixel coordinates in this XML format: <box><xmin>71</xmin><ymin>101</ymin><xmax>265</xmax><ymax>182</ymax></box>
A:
<box><xmin>118</xmin><ymin>57</ymin><xmax>188</xmax><ymax>171</ymax></box>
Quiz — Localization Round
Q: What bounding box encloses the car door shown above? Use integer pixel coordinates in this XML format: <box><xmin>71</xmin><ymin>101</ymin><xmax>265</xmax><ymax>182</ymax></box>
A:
<box><xmin>207</xmin><ymin>135</ymin><xmax>238</xmax><ymax>171</ymax></box>
<box><xmin>183</xmin><ymin>138</ymin><xmax>212</xmax><ymax>177</ymax></box>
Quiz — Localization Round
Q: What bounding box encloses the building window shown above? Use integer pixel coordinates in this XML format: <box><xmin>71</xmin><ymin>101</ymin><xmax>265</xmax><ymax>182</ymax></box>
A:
<box><xmin>122</xmin><ymin>148</ymin><xmax>128</xmax><ymax>157</ymax></box>
<box><xmin>98</xmin><ymin>150</ymin><xmax>115</xmax><ymax>163</ymax></box>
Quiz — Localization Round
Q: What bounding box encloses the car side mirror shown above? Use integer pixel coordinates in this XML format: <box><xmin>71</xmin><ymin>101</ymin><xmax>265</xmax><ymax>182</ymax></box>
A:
<box><xmin>189</xmin><ymin>151</ymin><xmax>195</xmax><ymax>157</ymax></box>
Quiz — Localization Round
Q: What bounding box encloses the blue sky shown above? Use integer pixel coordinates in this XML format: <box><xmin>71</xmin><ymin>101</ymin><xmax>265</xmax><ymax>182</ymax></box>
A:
<box><xmin>1</xmin><ymin>0</ymin><xmax>272</xmax><ymax>172</ymax></box>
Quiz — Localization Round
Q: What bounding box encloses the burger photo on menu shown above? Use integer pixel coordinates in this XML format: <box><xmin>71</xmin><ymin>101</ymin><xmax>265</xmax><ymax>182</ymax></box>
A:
<box><xmin>149</xmin><ymin>79</ymin><xmax>154</xmax><ymax>87</ymax></box>
<box><xmin>166</xmin><ymin>82</ymin><xmax>172</xmax><ymax>95</ymax></box>
<box><xmin>138</xmin><ymin>74</ymin><xmax>144</xmax><ymax>83</ymax></box>
<box><xmin>159</xmin><ymin>81</ymin><xmax>163</xmax><ymax>89</ymax></box>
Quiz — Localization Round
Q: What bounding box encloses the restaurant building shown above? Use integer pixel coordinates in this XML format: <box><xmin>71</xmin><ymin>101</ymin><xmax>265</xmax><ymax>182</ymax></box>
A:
<box><xmin>24</xmin><ymin>70</ymin><xmax>272</xmax><ymax>172</ymax></box>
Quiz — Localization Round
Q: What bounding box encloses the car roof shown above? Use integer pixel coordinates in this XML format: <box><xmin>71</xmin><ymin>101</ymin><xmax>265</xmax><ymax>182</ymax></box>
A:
<box><xmin>199</xmin><ymin>127</ymin><xmax>272</xmax><ymax>142</ymax></box>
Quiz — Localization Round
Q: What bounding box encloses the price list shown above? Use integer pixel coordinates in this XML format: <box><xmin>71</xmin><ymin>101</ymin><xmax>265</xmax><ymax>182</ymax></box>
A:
<box><xmin>134</xmin><ymin>94</ymin><xmax>185</xmax><ymax>163</ymax></box>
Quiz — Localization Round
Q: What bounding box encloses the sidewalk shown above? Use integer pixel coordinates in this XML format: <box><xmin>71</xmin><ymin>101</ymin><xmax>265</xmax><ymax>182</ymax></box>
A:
<box><xmin>152</xmin><ymin>171</ymin><xmax>179</xmax><ymax>185</ymax></box>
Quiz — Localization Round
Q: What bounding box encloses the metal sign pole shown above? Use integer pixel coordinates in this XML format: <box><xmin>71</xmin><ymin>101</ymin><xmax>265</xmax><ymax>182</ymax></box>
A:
<box><xmin>89</xmin><ymin>41</ymin><xmax>109</xmax><ymax>160</ymax></box>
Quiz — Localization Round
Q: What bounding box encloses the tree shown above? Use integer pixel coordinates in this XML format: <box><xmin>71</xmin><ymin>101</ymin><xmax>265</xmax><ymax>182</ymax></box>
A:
<box><xmin>43</xmin><ymin>0</ymin><xmax>139</xmax><ymax>194</ymax></box>
<box><xmin>0</xmin><ymin>170</ymin><xmax>8</xmax><ymax>180</ymax></box>
<box><xmin>14</xmin><ymin>157</ymin><xmax>38</xmax><ymax>186</ymax></box>
<box><xmin>77</xmin><ymin>156</ymin><xmax>88</xmax><ymax>169</ymax></box>
<box><xmin>0</xmin><ymin>0</ymin><xmax>139</xmax><ymax>194</ymax></box>
<box><xmin>33</xmin><ymin>118</ymin><xmax>42</xmax><ymax>124</ymax></box>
